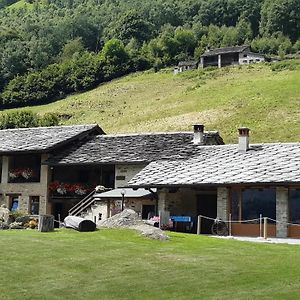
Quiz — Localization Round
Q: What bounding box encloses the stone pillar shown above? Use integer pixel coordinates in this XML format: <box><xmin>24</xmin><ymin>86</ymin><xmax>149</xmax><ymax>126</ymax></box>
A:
<box><xmin>276</xmin><ymin>187</ymin><xmax>288</xmax><ymax>238</ymax></box>
<box><xmin>218</xmin><ymin>54</ymin><xmax>222</xmax><ymax>68</ymax></box>
<box><xmin>157</xmin><ymin>188</ymin><xmax>168</xmax><ymax>212</ymax></box>
<box><xmin>200</xmin><ymin>57</ymin><xmax>204</xmax><ymax>68</ymax></box>
<box><xmin>1</xmin><ymin>156</ymin><xmax>9</xmax><ymax>184</ymax></box>
<box><xmin>217</xmin><ymin>187</ymin><xmax>229</xmax><ymax>221</ymax></box>
<box><xmin>40</xmin><ymin>154</ymin><xmax>51</xmax><ymax>215</ymax></box>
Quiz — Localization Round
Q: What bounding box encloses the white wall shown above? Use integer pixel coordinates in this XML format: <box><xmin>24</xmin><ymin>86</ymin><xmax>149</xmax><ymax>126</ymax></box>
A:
<box><xmin>115</xmin><ymin>164</ymin><xmax>146</xmax><ymax>188</ymax></box>
<box><xmin>239</xmin><ymin>52</ymin><xmax>265</xmax><ymax>65</ymax></box>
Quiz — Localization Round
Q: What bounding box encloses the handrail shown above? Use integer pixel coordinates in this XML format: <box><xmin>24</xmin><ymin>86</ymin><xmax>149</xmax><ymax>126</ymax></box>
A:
<box><xmin>68</xmin><ymin>190</ymin><xmax>96</xmax><ymax>216</ymax></box>
<box><xmin>71</xmin><ymin>197</ymin><xmax>98</xmax><ymax>217</ymax></box>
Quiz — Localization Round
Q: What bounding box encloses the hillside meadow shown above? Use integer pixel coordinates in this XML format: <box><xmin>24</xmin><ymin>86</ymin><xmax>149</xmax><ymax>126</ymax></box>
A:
<box><xmin>3</xmin><ymin>61</ymin><xmax>300</xmax><ymax>143</ymax></box>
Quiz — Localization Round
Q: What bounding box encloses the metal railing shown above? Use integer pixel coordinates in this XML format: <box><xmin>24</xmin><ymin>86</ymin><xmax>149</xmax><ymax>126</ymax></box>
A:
<box><xmin>68</xmin><ymin>190</ymin><xmax>96</xmax><ymax>216</ymax></box>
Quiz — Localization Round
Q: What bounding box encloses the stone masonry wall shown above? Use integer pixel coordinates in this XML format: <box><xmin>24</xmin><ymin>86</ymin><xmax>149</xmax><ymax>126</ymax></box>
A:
<box><xmin>217</xmin><ymin>187</ymin><xmax>229</xmax><ymax>221</ymax></box>
<box><xmin>276</xmin><ymin>187</ymin><xmax>288</xmax><ymax>238</ymax></box>
<box><xmin>0</xmin><ymin>154</ymin><xmax>51</xmax><ymax>215</ymax></box>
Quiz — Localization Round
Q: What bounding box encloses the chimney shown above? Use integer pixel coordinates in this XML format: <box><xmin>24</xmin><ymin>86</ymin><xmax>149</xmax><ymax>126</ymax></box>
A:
<box><xmin>193</xmin><ymin>124</ymin><xmax>204</xmax><ymax>145</ymax></box>
<box><xmin>238</xmin><ymin>127</ymin><xmax>250</xmax><ymax>151</ymax></box>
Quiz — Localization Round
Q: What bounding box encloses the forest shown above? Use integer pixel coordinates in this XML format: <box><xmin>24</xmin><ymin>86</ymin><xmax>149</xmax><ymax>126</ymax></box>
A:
<box><xmin>0</xmin><ymin>0</ymin><xmax>299</xmax><ymax>108</ymax></box>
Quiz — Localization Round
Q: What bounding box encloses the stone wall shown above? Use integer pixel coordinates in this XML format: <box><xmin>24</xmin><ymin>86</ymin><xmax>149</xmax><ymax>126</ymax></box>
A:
<box><xmin>276</xmin><ymin>187</ymin><xmax>288</xmax><ymax>238</ymax></box>
<box><xmin>0</xmin><ymin>154</ymin><xmax>51</xmax><ymax>215</ymax></box>
<box><xmin>217</xmin><ymin>187</ymin><xmax>229</xmax><ymax>221</ymax></box>
<box><xmin>157</xmin><ymin>188</ymin><xmax>197</xmax><ymax>216</ymax></box>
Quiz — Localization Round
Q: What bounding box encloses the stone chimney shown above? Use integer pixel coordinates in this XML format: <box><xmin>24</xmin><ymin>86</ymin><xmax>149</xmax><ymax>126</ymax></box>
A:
<box><xmin>238</xmin><ymin>127</ymin><xmax>250</xmax><ymax>151</ymax></box>
<box><xmin>193</xmin><ymin>124</ymin><xmax>204</xmax><ymax>145</ymax></box>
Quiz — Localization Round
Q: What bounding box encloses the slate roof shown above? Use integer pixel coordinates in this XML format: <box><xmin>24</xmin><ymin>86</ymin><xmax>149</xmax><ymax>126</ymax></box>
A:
<box><xmin>0</xmin><ymin>124</ymin><xmax>102</xmax><ymax>154</ymax></box>
<box><xmin>45</xmin><ymin>131</ymin><xmax>224</xmax><ymax>165</ymax></box>
<box><xmin>201</xmin><ymin>45</ymin><xmax>249</xmax><ymax>57</ymax></box>
<box><xmin>178</xmin><ymin>61</ymin><xmax>198</xmax><ymax>67</ymax></box>
<box><xmin>128</xmin><ymin>143</ymin><xmax>300</xmax><ymax>187</ymax></box>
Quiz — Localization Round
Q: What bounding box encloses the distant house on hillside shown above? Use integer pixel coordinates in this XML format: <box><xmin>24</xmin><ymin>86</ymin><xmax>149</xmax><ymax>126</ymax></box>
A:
<box><xmin>174</xmin><ymin>60</ymin><xmax>198</xmax><ymax>74</ymax></box>
<box><xmin>200</xmin><ymin>45</ymin><xmax>265</xmax><ymax>68</ymax></box>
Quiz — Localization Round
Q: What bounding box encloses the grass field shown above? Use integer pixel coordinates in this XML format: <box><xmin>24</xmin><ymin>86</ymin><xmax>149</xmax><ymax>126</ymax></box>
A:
<box><xmin>1</xmin><ymin>229</ymin><xmax>300</xmax><ymax>300</ymax></box>
<box><xmin>6</xmin><ymin>61</ymin><xmax>300</xmax><ymax>144</ymax></box>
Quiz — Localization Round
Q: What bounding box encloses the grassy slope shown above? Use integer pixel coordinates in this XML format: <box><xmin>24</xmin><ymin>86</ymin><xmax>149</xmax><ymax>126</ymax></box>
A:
<box><xmin>1</xmin><ymin>229</ymin><xmax>300</xmax><ymax>300</ymax></box>
<box><xmin>6</xmin><ymin>62</ymin><xmax>300</xmax><ymax>143</ymax></box>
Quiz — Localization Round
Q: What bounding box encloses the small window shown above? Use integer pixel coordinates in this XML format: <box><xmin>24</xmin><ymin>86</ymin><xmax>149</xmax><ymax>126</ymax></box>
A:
<box><xmin>10</xmin><ymin>196</ymin><xmax>19</xmax><ymax>212</ymax></box>
<box><xmin>30</xmin><ymin>196</ymin><xmax>40</xmax><ymax>215</ymax></box>
<box><xmin>249</xmin><ymin>59</ymin><xmax>253</xmax><ymax>63</ymax></box>
<box><xmin>243</xmin><ymin>60</ymin><xmax>247</xmax><ymax>63</ymax></box>
<box><xmin>243</xmin><ymin>54</ymin><xmax>247</xmax><ymax>57</ymax></box>
<box><xmin>256</xmin><ymin>59</ymin><xmax>260</xmax><ymax>62</ymax></box>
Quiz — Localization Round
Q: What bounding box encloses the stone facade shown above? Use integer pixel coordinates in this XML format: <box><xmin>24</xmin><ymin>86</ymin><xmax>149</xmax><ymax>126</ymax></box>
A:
<box><xmin>217</xmin><ymin>187</ymin><xmax>229</xmax><ymax>220</ymax></box>
<box><xmin>276</xmin><ymin>187</ymin><xmax>289</xmax><ymax>238</ymax></box>
<box><xmin>0</xmin><ymin>154</ymin><xmax>51</xmax><ymax>215</ymax></box>
<box><xmin>157</xmin><ymin>188</ymin><xmax>198</xmax><ymax>216</ymax></box>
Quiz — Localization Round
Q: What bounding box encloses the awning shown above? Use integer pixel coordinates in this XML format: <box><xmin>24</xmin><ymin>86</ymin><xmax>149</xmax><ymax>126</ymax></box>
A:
<box><xmin>94</xmin><ymin>188</ymin><xmax>156</xmax><ymax>199</ymax></box>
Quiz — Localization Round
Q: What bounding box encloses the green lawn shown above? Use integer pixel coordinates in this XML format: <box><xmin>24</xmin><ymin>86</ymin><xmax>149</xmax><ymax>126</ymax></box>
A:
<box><xmin>1</xmin><ymin>229</ymin><xmax>300</xmax><ymax>300</ymax></box>
<box><xmin>6</xmin><ymin>62</ymin><xmax>300</xmax><ymax>144</ymax></box>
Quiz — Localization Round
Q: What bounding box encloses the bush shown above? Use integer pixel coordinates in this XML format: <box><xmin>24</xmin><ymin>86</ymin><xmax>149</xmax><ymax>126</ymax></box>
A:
<box><xmin>271</xmin><ymin>60</ymin><xmax>300</xmax><ymax>71</ymax></box>
<box><xmin>39</xmin><ymin>113</ymin><xmax>60</xmax><ymax>127</ymax></box>
<box><xmin>0</xmin><ymin>111</ymin><xmax>39</xmax><ymax>129</ymax></box>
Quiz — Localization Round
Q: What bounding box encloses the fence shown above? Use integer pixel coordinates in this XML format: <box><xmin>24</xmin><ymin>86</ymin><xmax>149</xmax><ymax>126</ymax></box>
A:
<box><xmin>197</xmin><ymin>214</ymin><xmax>300</xmax><ymax>239</ymax></box>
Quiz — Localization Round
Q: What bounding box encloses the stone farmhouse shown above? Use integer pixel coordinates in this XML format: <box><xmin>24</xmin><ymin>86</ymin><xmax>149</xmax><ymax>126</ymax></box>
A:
<box><xmin>200</xmin><ymin>45</ymin><xmax>265</xmax><ymax>68</ymax></box>
<box><xmin>0</xmin><ymin>124</ymin><xmax>299</xmax><ymax>239</ymax></box>
<box><xmin>174</xmin><ymin>61</ymin><xmax>198</xmax><ymax>74</ymax></box>
<box><xmin>129</xmin><ymin>128</ymin><xmax>300</xmax><ymax>238</ymax></box>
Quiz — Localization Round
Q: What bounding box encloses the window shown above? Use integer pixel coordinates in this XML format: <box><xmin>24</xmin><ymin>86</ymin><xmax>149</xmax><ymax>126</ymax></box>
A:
<box><xmin>243</xmin><ymin>60</ymin><xmax>247</xmax><ymax>63</ymax></box>
<box><xmin>243</xmin><ymin>54</ymin><xmax>247</xmax><ymax>57</ymax></box>
<box><xmin>230</xmin><ymin>188</ymin><xmax>276</xmax><ymax>221</ymax></box>
<box><xmin>30</xmin><ymin>196</ymin><xmax>40</xmax><ymax>215</ymax></box>
<box><xmin>256</xmin><ymin>59</ymin><xmax>260</xmax><ymax>62</ymax></box>
<box><xmin>289</xmin><ymin>189</ymin><xmax>300</xmax><ymax>223</ymax></box>
<box><xmin>10</xmin><ymin>196</ymin><xmax>19</xmax><ymax>212</ymax></box>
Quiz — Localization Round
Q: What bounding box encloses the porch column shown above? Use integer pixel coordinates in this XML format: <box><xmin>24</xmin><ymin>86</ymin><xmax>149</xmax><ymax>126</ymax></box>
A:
<box><xmin>40</xmin><ymin>154</ymin><xmax>51</xmax><ymax>214</ymax></box>
<box><xmin>157</xmin><ymin>188</ymin><xmax>168</xmax><ymax>212</ymax></box>
<box><xmin>276</xmin><ymin>187</ymin><xmax>288</xmax><ymax>238</ymax></box>
<box><xmin>217</xmin><ymin>187</ymin><xmax>229</xmax><ymax>221</ymax></box>
<box><xmin>1</xmin><ymin>156</ymin><xmax>9</xmax><ymax>184</ymax></box>
<box><xmin>218</xmin><ymin>54</ymin><xmax>222</xmax><ymax>68</ymax></box>
<box><xmin>200</xmin><ymin>57</ymin><xmax>204</xmax><ymax>68</ymax></box>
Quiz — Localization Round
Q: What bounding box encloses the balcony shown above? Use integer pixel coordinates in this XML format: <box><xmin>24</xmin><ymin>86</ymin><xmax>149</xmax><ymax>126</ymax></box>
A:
<box><xmin>8</xmin><ymin>168</ymin><xmax>40</xmax><ymax>183</ymax></box>
<box><xmin>8</xmin><ymin>154</ymin><xmax>41</xmax><ymax>183</ymax></box>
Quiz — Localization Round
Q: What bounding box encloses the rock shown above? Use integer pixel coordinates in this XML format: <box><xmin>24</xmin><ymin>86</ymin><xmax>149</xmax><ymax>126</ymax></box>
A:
<box><xmin>132</xmin><ymin>224</ymin><xmax>169</xmax><ymax>241</ymax></box>
<box><xmin>9</xmin><ymin>222</ymin><xmax>24</xmax><ymax>229</ymax></box>
<box><xmin>0</xmin><ymin>205</ymin><xmax>10</xmax><ymax>223</ymax></box>
<box><xmin>98</xmin><ymin>209</ymin><xmax>140</xmax><ymax>228</ymax></box>
<box><xmin>0</xmin><ymin>222</ymin><xmax>9</xmax><ymax>230</ymax></box>
<box><xmin>98</xmin><ymin>209</ymin><xmax>169</xmax><ymax>241</ymax></box>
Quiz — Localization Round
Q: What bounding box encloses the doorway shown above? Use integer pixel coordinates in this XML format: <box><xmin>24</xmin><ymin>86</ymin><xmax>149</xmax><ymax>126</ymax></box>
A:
<box><xmin>142</xmin><ymin>205</ymin><xmax>155</xmax><ymax>219</ymax></box>
<box><xmin>197</xmin><ymin>194</ymin><xmax>217</xmax><ymax>234</ymax></box>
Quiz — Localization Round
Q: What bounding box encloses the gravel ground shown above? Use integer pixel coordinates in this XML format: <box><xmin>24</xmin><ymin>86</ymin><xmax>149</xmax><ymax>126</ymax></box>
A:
<box><xmin>212</xmin><ymin>235</ymin><xmax>300</xmax><ymax>245</ymax></box>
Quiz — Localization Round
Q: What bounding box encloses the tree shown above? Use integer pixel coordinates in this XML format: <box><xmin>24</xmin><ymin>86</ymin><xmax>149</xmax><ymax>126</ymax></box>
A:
<box><xmin>260</xmin><ymin>0</ymin><xmax>300</xmax><ymax>41</ymax></box>
<box><xmin>108</xmin><ymin>10</ymin><xmax>154</xmax><ymax>44</ymax></box>
<box><xmin>100</xmin><ymin>39</ymin><xmax>130</xmax><ymax>79</ymax></box>
<box><xmin>60</xmin><ymin>37</ymin><xmax>85</xmax><ymax>62</ymax></box>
